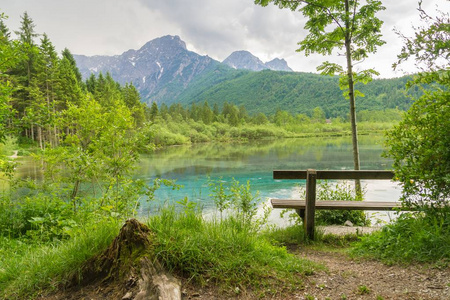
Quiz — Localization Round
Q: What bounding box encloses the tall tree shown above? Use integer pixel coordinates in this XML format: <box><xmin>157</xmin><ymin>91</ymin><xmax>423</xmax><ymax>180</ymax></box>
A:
<box><xmin>32</xmin><ymin>33</ymin><xmax>59</xmax><ymax>147</ymax></box>
<box><xmin>61</xmin><ymin>48</ymin><xmax>84</xmax><ymax>87</ymax></box>
<box><xmin>0</xmin><ymin>13</ymin><xmax>20</xmax><ymax>143</ymax></box>
<box><xmin>14</xmin><ymin>11</ymin><xmax>39</xmax><ymax>86</ymax></box>
<box><xmin>255</xmin><ymin>0</ymin><xmax>386</xmax><ymax>195</ymax></box>
<box><xmin>12</xmin><ymin>12</ymin><xmax>40</xmax><ymax>139</ymax></box>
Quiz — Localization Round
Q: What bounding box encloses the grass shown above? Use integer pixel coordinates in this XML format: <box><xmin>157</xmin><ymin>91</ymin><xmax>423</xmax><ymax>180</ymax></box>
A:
<box><xmin>0</xmin><ymin>205</ymin><xmax>322</xmax><ymax>298</ymax></box>
<box><xmin>352</xmin><ymin>206</ymin><xmax>450</xmax><ymax>264</ymax></box>
<box><xmin>0</xmin><ymin>220</ymin><xmax>120</xmax><ymax>299</ymax></box>
<box><xmin>146</xmin><ymin>206</ymin><xmax>321</xmax><ymax>295</ymax></box>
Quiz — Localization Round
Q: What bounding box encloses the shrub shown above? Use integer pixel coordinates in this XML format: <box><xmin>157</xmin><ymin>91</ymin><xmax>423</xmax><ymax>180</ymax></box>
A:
<box><xmin>353</xmin><ymin>205</ymin><xmax>450</xmax><ymax>263</ymax></box>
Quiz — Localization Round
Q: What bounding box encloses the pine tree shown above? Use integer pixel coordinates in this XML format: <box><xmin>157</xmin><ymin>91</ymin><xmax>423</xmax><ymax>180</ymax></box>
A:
<box><xmin>34</xmin><ymin>33</ymin><xmax>59</xmax><ymax>147</ymax></box>
<box><xmin>149</xmin><ymin>101</ymin><xmax>159</xmax><ymax>121</ymax></box>
<box><xmin>61</xmin><ymin>48</ymin><xmax>83</xmax><ymax>85</ymax></box>
<box><xmin>122</xmin><ymin>82</ymin><xmax>145</xmax><ymax>126</ymax></box>
<box><xmin>0</xmin><ymin>14</ymin><xmax>11</xmax><ymax>42</ymax></box>
<box><xmin>201</xmin><ymin>101</ymin><xmax>213</xmax><ymax>124</ymax></box>
<box><xmin>55</xmin><ymin>56</ymin><xmax>83</xmax><ymax>108</ymax></box>
<box><xmin>12</xmin><ymin>12</ymin><xmax>40</xmax><ymax>139</ymax></box>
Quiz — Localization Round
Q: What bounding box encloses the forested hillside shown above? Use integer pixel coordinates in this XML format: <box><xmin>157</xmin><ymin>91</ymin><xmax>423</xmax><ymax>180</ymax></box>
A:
<box><xmin>174</xmin><ymin>68</ymin><xmax>418</xmax><ymax>118</ymax></box>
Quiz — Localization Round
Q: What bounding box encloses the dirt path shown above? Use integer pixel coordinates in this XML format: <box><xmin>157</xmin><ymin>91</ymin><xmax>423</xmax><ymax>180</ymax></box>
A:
<box><xmin>293</xmin><ymin>248</ymin><xmax>450</xmax><ymax>300</ymax></box>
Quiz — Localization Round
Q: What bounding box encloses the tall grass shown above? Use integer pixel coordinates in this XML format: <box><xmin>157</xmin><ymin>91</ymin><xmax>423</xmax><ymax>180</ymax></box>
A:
<box><xmin>352</xmin><ymin>206</ymin><xmax>450</xmax><ymax>264</ymax></box>
<box><xmin>0</xmin><ymin>220</ymin><xmax>119</xmax><ymax>299</ymax></box>
<box><xmin>146</xmin><ymin>205</ymin><xmax>318</xmax><ymax>294</ymax></box>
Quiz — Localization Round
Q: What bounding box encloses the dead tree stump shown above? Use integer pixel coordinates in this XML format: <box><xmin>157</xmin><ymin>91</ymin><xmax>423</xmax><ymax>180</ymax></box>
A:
<box><xmin>73</xmin><ymin>219</ymin><xmax>181</xmax><ymax>300</ymax></box>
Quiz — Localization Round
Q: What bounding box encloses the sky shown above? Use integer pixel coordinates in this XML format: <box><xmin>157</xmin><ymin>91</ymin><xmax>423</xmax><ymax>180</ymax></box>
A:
<box><xmin>2</xmin><ymin>0</ymin><xmax>448</xmax><ymax>78</ymax></box>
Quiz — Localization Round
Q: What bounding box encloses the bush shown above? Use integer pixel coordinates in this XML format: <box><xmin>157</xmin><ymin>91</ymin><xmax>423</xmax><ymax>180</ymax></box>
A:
<box><xmin>353</xmin><ymin>205</ymin><xmax>450</xmax><ymax>263</ymax></box>
<box><xmin>315</xmin><ymin>181</ymin><xmax>369</xmax><ymax>226</ymax></box>
<box><xmin>384</xmin><ymin>83</ymin><xmax>450</xmax><ymax>204</ymax></box>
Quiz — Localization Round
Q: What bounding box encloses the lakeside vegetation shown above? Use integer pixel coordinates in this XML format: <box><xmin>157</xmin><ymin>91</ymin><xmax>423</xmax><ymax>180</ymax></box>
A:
<box><xmin>150</xmin><ymin>103</ymin><xmax>401</xmax><ymax>146</ymax></box>
<box><xmin>1</xmin><ymin>5</ymin><xmax>450</xmax><ymax>299</ymax></box>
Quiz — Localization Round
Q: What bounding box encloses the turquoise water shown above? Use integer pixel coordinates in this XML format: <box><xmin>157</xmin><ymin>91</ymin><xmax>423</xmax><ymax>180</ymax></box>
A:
<box><xmin>135</xmin><ymin>135</ymin><xmax>400</xmax><ymax>217</ymax></box>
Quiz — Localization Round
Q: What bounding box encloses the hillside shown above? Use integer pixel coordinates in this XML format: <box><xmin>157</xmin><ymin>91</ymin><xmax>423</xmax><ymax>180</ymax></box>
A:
<box><xmin>173</xmin><ymin>68</ymin><xmax>416</xmax><ymax>118</ymax></box>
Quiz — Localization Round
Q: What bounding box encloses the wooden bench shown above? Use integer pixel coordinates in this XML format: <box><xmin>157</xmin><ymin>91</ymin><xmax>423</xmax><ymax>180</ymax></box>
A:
<box><xmin>271</xmin><ymin>169</ymin><xmax>401</xmax><ymax>240</ymax></box>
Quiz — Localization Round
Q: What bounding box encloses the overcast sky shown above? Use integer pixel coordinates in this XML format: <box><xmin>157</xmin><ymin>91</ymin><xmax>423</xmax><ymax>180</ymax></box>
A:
<box><xmin>2</xmin><ymin>0</ymin><xmax>448</xmax><ymax>78</ymax></box>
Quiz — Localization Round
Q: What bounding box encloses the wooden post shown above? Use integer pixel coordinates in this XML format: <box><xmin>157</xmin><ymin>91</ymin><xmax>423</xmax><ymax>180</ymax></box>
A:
<box><xmin>296</xmin><ymin>209</ymin><xmax>305</xmax><ymax>224</ymax></box>
<box><xmin>304</xmin><ymin>169</ymin><xmax>317</xmax><ymax>240</ymax></box>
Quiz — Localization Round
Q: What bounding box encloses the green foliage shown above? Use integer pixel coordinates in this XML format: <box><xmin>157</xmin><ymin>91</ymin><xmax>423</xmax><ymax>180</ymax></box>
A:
<box><xmin>209</xmin><ymin>178</ymin><xmax>264</xmax><ymax>227</ymax></box>
<box><xmin>289</xmin><ymin>181</ymin><xmax>369</xmax><ymax>226</ymax></box>
<box><xmin>175</xmin><ymin>68</ymin><xmax>417</xmax><ymax>119</ymax></box>
<box><xmin>315</xmin><ymin>181</ymin><xmax>369</xmax><ymax>226</ymax></box>
<box><xmin>0</xmin><ymin>220</ymin><xmax>119</xmax><ymax>298</ymax></box>
<box><xmin>147</xmin><ymin>205</ymin><xmax>317</xmax><ymax>294</ymax></box>
<box><xmin>357</xmin><ymin>285</ymin><xmax>371</xmax><ymax>295</ymax></box>
<box><xmin>352</xmin><ymin>206</ymin><xmax>450</xmax><ymax>264</ymax></box>
<box><xmin>385</xmin><ymin>85</ymin><xmax>450</xmax><ymax>204</ymax></box>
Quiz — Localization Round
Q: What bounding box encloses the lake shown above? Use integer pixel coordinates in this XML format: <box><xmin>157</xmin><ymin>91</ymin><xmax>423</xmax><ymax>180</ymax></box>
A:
<box><xmin>135</xmin><ymin>135</ymin><xmax>401</xmax><ymax>223</ymax></box>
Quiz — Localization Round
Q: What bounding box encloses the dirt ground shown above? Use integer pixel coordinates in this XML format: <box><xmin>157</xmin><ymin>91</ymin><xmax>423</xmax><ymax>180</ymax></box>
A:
<box><xmin>294</xmin><ymin>248</ymin><xmax>449</xmax><ymax>300</ymax></box>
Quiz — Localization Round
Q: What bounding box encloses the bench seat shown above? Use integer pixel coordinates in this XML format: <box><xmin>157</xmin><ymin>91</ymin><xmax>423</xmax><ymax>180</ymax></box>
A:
<box><xmin>270</xmin><ymin>199</ymin><xmax>402</xmax><ymax>211</ymax></box>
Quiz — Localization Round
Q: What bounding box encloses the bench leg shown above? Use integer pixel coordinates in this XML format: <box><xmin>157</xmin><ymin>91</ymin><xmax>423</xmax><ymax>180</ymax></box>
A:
<box><xmin>305</xmin><ymin>170</ymin><xmax>317</xmax><ymax>240</ymax></box>
<box><xmin>296</xmin><ymin>209</ymin><xmax>305</xmax><ymax>224</ymax></box>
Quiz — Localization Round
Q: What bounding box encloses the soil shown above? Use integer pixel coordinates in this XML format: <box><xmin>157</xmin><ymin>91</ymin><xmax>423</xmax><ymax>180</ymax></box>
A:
<box><xmin>38</xmin><ymin>225</ymin><xmax>450</xmax><ymax>300</ymax></box>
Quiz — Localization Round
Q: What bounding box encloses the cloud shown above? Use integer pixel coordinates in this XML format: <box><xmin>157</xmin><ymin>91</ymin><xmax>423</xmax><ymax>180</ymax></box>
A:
<box><xmin>2</xmin><ymin>0</ymin><xmax>447</xmax><ymax>77</ymax></box>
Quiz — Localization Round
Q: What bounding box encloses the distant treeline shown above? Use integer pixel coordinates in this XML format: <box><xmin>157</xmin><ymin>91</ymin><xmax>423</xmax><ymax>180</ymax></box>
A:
<box><xmin>170</xmin><ymin>67</ymin><xmax>421</xmax><ymax>119</ymax></box>
<box><xmin>148</xmin><ymin>101</ymin><xmax>402</xmax><ymax>146</ymax></box>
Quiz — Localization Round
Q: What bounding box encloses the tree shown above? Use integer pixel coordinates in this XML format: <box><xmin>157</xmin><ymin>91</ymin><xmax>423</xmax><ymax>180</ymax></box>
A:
<box><xmin>122</xmin><ymin>82</ymin><xmax>145</xmax><ymax>127</ymax></box>
<box><xmin>255</xmin><ymin>0</ymin><xmax>386</xmax><ymax>195</ymax></box>
<box><xmin>12</xmin><ymin>12</ymin><xmax>40</xmax><ymax>139</ymax></box>
<box><xmin>312</xmin><ymin>106</ymin><xmax>326</xmax><ymax>123</ymax></box>
<box><xmin>0</xmin><ymin>13</ymin><xmax>18</xmax><ymax>143</ymax></box>
<box><xmin>14</xmin><ymin>11</ymin><xmax>39</xmax><ymax>89</ymax></box>
<box><xmin>200</xmin><ymin>101</ymin><xmax>214</xmax><ymax>124</ymax></box>
<box><xmin>149</xmin><ymin>101</ymin><xmax>159</xmax><ymax>121</ymax></box>
<box><xmin>61</xmin><ymin>48</ymin><xmax>84</xmax><ymax>88</ymax></box>
<box><xmin>385</xmin><ymin>2</ymin><xmax>450</xmax><ymax>205</ymax></box>
<box><xmin>274</xmin><ymin>109</ymin><xmax>293</xmax><ymax>126</ymax></box>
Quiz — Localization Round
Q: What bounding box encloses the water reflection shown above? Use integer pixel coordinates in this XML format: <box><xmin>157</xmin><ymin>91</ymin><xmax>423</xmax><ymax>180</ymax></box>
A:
<box><xmin>135</xmin><ymin>135</ymin><xmax>399</xmax><ymax>219</ymax></box>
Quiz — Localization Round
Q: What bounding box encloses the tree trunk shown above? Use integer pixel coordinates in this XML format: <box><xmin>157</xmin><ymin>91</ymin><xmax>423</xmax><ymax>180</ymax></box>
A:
<box><xmin>69</xmin><ymin>219</ymin><xmax>181</xmax><ymax>300</ymax></box>
<box><xmin>38</xmin><ymin>125</ymin><xmax>43</xmax><ymax>149</ymax></box>
<box><xmin>344</xmin><ymin>0</ymin><xmax>362</xmax><ymax>197</ymax></box>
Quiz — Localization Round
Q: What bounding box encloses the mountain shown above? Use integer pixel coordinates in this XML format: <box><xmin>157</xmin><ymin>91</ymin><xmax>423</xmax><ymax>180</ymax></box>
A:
<box><xmin>74</xmin><ymin>35</ymin><xmax>219</xmax><ymax>103</ymax></box>
<box><xmin>74</xmin><ymin>35</ymin><xmax>415</xmax><ymax>117</ymax></box>
<box><xmin>222</xmin><ymin>50</ymin><xmax>268</xmax><ymax>71</ymax></box>
<box><xmin>265</xmin><ymin>58</ymin><xmax>293</xmax><ymax>72</ymax></box>
<box><xmin>222</xmin><ymin>51</ymin><xmax>293</xmax><ymax>72</ymax></box>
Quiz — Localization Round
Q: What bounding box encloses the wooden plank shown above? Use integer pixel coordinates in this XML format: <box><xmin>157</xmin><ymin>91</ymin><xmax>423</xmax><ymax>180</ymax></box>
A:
<box><xmin>271</xmin><ymin>199</ymin><xmax>402</xmax><ymax>210</ymax></box>
<box><xmin>273</xmin><ymin>170</ymin><xmax>307</xmax><ymax>179</ymax></box>
<box><xmin>305</xmin><ymin>169</ymin><xmax>317</xmax><ymax>240</ymax></box>
<box><xmin>273</xmin><ymin>170</ymin><xmax>394</xmax><ymax>180</ymax></box>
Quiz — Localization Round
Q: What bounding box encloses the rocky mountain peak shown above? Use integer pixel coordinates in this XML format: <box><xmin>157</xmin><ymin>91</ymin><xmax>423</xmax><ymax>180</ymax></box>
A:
<box><xmin>74</xmin><ymin>35</ymin><xmax>216</xmax><ymax>104</ymax></box>
<box><xmin>222</xmin><ymin>50</ymin><xmax>267</xmax><ymax>71</ymax></box>
<box><xmin>141</xmin><ymin>35</ymin><xmax>187</xmax><ymax>52</ymax></box>
<box><xmin>265</xmin><ymin>58</ymin><xmax>293</xmax><ymax>72</ymax></box>
<box><xmin>222</xmin><ymin>50</ymin><xmax>292</xmax><ymax>72</ymax></box>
